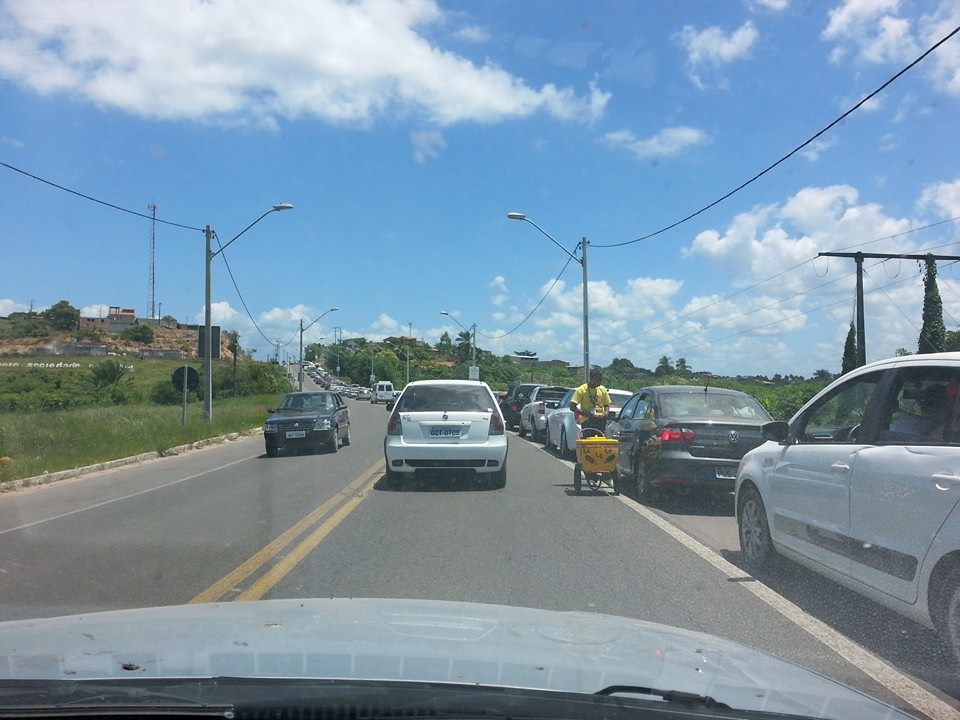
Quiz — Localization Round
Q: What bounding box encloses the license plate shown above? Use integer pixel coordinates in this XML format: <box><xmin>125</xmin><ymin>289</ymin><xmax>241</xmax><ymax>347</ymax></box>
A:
<box><xmin>430</xmin><ymin>426</ymin><xmax>461</xmax><ymax>437</ymax></box>
<box><xmin>285</xmin><ymin>430</ymin><xmax>307</xmax><ymax>439</ymax></box>
<box><xmin>715</xmin><ymin>465</ymin><xmax>737</xmax><ymax>479</ymax></box>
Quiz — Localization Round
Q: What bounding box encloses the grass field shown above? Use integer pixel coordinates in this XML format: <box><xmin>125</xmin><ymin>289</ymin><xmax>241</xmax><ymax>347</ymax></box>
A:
<box><xmin>0</xmin><ymin>393</ymin><xmax>284</xmax><ymax>484</ymax></box>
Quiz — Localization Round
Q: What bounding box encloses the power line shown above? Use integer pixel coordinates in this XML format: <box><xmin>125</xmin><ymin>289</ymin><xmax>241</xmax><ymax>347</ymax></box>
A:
<box><xmin>0</xmin><ymin>159</ymin><xmax>204</xmax><ymax>232</ymax></box>
<box><xmin>862</xmin><ymin>265</ymin><xmax>919</xmax><ymax>331</ymax></box>
<box><xmin>478</xmin><ymin>254</ymin><xmax>576</xmax><ymax>339</ymax></box>
<box><xmin>592</xmin><ymin>24</ymin><xmax>960</xmax><ymax>249</ymax></box>
<box><xmin>213</xmin><ymin>231</ymin><xmax>276</xmax><ymax>346</ymax></box>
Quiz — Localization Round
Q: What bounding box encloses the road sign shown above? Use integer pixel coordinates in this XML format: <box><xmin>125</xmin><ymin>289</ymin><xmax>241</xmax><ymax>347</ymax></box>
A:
<box><xmin>198</xmin><ymin>326</ymin><xmax>221</xmax><ymax>360</ymax></box>
<box><xmin>172</xmin><ymin>365</ymin><xmax>200</xmax><ymax>391</ymax></box>
<box><xmin>468</xmin><ymin>365</ymin><xmax>480</xmax><ymax>381</ymax></box>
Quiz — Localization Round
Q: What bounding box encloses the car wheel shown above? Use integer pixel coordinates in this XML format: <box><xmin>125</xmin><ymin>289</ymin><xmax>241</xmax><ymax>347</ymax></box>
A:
<box><xmin>518</xmin><ymin>421</ymin><xmax>527</xmax><ymax>438</ymax></box>
<box><xmin>633</xmin><ymin>460</ymin><xmax>649</xmax><ymax>502</ymax></box>
<box><xmin>940</xmin><ymin>572</ymin><xmax>960</xmax><ymax>667</ymax></box>
<box><xmin>573</xmin><ymin>463</ymin><xmax>582</xmax><ymax>494</ymax></box>
<box><xmin>266</xmin><ymin>446</ymin><xmax>279</xmax><ymax>458</ymax></box>
<box><xmin>327</xmin><ymin>429</ymin><xmax>339</xmax><ymax>453</ymax></box>
<box><xmin>611</xmin><ymin>467</ymin><xmax>622</xmax><ymax>496</ymax></box>
<box><xmin>738</xmin><ymin>485</ymin><xmax>774</xmax><ymax>570</ymax></box>
<box><xmin>541</xmin><ymin>427</ymin><xmax>550</xmax><ymax>448</ymax></box>
<box><xmin>342</xmin><ymin>424</ymin><xmax>351</xmax><ymax>446</ymax></box>
<box><xmin>559</xmin><ymin>428</ymin><xmax>571</xmax><ymax>460</ymax></box>
<box><xmin>491</xmin><ymin>466</ymin><xmax>506</xmax><ymax>489</ymax></box>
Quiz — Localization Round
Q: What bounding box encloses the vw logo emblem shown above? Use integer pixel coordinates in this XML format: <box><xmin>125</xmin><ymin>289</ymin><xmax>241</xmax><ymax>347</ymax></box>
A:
<box><xmin>442</xmin><ymin>413</ymin><xmax>449</xmax><ymax>420</ymax></box>
<box><xmin>728</xmin><ymin>430</ymin><xmax>740</xmax><ymax>444</ymax></box>
<box><xmin>294</xmin><ymin>422</ymin><xmax>299</xmax><ymax>427</ymax></box>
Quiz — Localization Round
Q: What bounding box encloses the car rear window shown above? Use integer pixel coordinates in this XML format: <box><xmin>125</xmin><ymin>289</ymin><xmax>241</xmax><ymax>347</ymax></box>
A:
<box><xmin>659</xmin><ymin>392</ymin><xmax>771</xmax><ymax>420</ymax></box>
<box><xmin>398</xmin><ymin>385</ymin><xmax>495</xmax><ymax>412</ymax></box>
<box><xmin>538</xmin><ymin>389</ymin><xmax>568</xmax><ymax>402</ymax></box>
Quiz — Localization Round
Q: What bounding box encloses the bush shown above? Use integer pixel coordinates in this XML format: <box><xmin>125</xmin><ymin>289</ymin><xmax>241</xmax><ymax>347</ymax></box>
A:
<box><xmin>89</xmin><ymin>358</ymin><xmax>129</xmax><ymax>388</ymax></box>
<box><xmin>150</xmin><ymin>379</ymin><xmax>194</xmax><ymax>405</ymax></box>
<box><xmin>120</xmin><ymin>324</ymin><xmax>154</xmax><ymax>343</ymax></box>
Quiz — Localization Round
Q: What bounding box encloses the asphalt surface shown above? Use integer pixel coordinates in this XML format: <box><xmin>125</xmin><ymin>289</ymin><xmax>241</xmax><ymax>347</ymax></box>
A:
<box><xmin>1</xmin><ymin>383</ymin><xmax>958</xmax><ymax>719</ymax></box>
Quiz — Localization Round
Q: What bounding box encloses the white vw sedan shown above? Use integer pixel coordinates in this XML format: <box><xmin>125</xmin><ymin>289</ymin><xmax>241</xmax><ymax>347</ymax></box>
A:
<box><xmin>384</xmin><ymin>380</ymin><xmax>508</xmax><ymax>488</ymax></box>
<box><xmin>736</xmin><ymin>352</ymin><xmax>960</xmax><ymax>663</ymax></box>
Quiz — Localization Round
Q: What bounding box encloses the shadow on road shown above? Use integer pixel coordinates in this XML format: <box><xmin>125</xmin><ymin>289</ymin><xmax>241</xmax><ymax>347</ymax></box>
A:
<box><xmin>552</xmin><ymin>483</ymin><xmax>610</xmax><ymax>498</ymax></box>
<box><xmin>375</xmin><ymin>471</ymin><xmax>501</xmax><ymax>493</ymax></box>
<box><xmin>719</xmin><ymin>547</ymin><xmax>960</xmax><ymax>701</ymax></box>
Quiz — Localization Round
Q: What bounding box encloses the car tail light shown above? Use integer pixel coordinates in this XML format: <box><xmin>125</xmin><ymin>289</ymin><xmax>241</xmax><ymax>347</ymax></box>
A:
<box><xmin>489</xmin><ymin>412</ymin><xmax>505</xmax><ymax>435</ymax></box>
<box><xmin>536</xmin><ymin>402</ymin><xmax>545</xmax><ymax>414</ymax></box>
<box><xmin>387</xmin><ymin>411</ymin><xmax>402</xmax><ymax>435</ymax></box>
<box><xmin>511</xmin><ymin>403</ymin><xmax>518</xmax><ymax>412</ymax></box>
<box><xmin>660</xmin><ymin>428</ymin><xmax>696</xmax><ymax>443</ymax></box>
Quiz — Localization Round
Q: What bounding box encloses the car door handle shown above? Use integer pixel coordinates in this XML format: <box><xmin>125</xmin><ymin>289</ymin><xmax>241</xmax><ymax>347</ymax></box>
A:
<box><xmin>932</xmin><ymin>473</ymin><xmax>960</xmax><ymax>490</ymax></box>
<box><xmin>831</xmin><ymin>462</ymin><xmax>850</xmax><ymax>473</ymax></box>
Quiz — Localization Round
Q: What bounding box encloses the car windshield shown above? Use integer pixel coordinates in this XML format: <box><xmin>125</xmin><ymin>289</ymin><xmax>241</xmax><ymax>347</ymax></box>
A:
<box><xmin>397</xmin><ymin>385</ymin><xmax>494</xmax><ymax>412</ymax></box>
<box><xmin>659</xmin><ymin>392</ymin><xmax>772</xmax><ymax>420</ymax></box>
<box><xmin>3</xmin><ymin>2</ymin><xmax>956</xmax><ymax>718</ymax></box>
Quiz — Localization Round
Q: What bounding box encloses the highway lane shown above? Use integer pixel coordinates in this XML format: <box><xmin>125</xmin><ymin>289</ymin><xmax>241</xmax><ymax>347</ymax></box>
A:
<box><xmin>0</xmin><ymin>391</ymin><xmax>957</xmax><ymax>718</ymax></box>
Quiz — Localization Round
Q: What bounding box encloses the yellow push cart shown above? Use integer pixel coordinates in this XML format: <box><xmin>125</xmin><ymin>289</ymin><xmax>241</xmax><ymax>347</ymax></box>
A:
<box><xmin>573</xmin><ymin>428</ymin><xmax>620</xmax><ymax>494</ymax></box>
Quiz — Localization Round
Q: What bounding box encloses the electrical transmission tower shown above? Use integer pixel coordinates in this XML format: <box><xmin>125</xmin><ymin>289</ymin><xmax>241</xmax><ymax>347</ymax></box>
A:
<box><xmin>148</xmin><ymin>202</ymin><xmax>158</xmax><ymax>319</ymax></box>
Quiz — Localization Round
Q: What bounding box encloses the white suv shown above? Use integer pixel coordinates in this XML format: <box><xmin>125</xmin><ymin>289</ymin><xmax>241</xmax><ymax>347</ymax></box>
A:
<box><xmin>736</xmin><ymin>352</ymin><xmax>960</xmax><ymax>662</ymax></box>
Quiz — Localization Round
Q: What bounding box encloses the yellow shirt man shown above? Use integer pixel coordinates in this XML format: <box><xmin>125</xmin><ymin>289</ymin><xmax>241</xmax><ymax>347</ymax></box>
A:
<box><xmin>570</xmin><ymin>370</ymin><xmax>611</xmax><ymax>420</ymax></box>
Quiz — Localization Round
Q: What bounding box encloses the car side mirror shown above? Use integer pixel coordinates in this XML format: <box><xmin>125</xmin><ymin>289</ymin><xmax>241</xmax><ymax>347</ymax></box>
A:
<box><xmin>608</xmin><ymin>410</ymin><xmax>619</xmax><ymax>420</ymax></box>
<box><xmin>761</xmin><ymin>421</ymin><xmax>790</xmax><ymax>443</ymax></box>
<box><xmin>267</xmin><ymin>408</ymin><xmax>277</xmax><ymax>414</ymax></box>
<box><xmin>386</xmin><ymin>400</ymin><xmax>395</xmax><ymax>411</ymax></box>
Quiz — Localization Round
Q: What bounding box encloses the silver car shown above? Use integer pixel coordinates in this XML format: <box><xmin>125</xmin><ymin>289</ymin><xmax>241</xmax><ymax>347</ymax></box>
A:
<box><xmin>384</xmin><ymin>380</ymin><xmax>508</xmax><ymax>488</ymax></box>
<box><xmin>546</xmin><ymin>388</ymin><xmax>633</xmax><ymax>459</ymax></box>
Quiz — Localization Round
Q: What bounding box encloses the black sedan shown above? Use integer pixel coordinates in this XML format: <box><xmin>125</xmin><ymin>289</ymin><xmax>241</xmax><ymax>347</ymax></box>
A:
<box><xmin>263</xmin><ymin>391</ymin><xmax>351</xmax><ymax>457</ymax></box>
<box><xmin>605</xmin><ymin>385</ymin><xmax>771</xmax><ymax>500</ymax></box>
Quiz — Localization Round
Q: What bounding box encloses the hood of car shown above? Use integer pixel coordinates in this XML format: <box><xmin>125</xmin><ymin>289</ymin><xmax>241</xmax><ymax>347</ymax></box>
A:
<box><xmin>0</xmin><ymin>598</ymin><xmax>911</xmax><ymax>720</ymax></box>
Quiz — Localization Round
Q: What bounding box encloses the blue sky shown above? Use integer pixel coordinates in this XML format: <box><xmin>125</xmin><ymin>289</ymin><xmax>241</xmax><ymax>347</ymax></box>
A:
<box><xmin>2</xmin><ymin>0</ymin><xmax>959</xmax><ymax>376</ymax></box>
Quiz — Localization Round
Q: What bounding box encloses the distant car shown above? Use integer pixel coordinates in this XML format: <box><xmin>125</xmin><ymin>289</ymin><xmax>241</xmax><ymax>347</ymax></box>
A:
<box><xmin>518</xmin><ymin>386</ymin><xmax>570</xmax><ymax>443</ymax></box>
<box><xmin>357</xmin><ymin>387</ymin><xmax>371</xmax><ymax>400</ymax></box>
<box><xmin>263</xmin><ymin>391</ymin><xmax>351</xmax><ymax>457</ymax></box>
<box><xmin>735</xmin><ymin>352</ymin><xmax>960</xmax><ymax>665</ymax></box>
<box><xmin>384</xmin><ymin>380</ymin><xmax>507</xmax><ymax>488</ymax></box>
<box><xmin>500</xmin><ymin>382</ymin><xmax>545</xmax><ymax>429</ymax></box>
<box><xmin>606</xmin><ymin>385</ymin><xmax>771</xmax><ymax>500</ymax></box>
<box><xmin>547</xmin><ymin>388</ymin><xmax>633</xmax><ymax>459</ymax></box>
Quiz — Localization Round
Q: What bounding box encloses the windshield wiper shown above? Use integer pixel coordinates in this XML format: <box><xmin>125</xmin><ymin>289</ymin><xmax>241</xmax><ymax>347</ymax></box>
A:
<box><xmin>597</xmin><ymin>684</ymin><xmax>730</xmax><ymax>709</ymax></box>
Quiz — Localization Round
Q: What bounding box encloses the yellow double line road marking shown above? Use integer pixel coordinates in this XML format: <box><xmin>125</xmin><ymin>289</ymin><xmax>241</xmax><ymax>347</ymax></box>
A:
<box><xmin>190</xmin><ymin>459</ymin><xmax>384</xmax><ymax>604</ymax></box>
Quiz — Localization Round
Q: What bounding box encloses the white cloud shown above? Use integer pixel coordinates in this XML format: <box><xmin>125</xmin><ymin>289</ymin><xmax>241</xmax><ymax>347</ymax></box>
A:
<box><xmin>371</xmin><ymin>313</ymin><xmax>401</xmax><ymax>332</ymax></box>
<box><xmin>0</xmin><ymin>299</ymin><xmax>28</xmax><ymax>316</ymax></box>
<box><xmin>799</xmin><ymin>138</ymin><xmax>836</xmax><ymax>162</ymax></box>
<box><xmin>411</xmin><ymin>130</ymin><xmax>447</xmax><ymax>163</ymax></box>
<box><xmin>0</xmin><ymin>0</ymin><xmax>610</xmax><ymax>126</ymax></box>
<box><xmin>1</xmin><ymin>136</ymin><xmax>24</xmax><ymax>149</ymax></box>
<box><xmin>822</xmin><ymin>0</ymin><xmax>959</xmax><ymax>96</ymax></box>
<box><xmin>752</xmin><ymin>0</ymin><xmax>789</xmax><ymax>9</ymax></box>
<box><xmin>919</xmin><ymin>177</ymin><xmax>960</xmax><ymax>219</ymax></box>
<box><xmin>601</xmin><ymin>126</ymin><xmax>710</xmax><ymax>160</ymax></box>
<box><xmin>79</xmin><ymin>303</ymin><xmax>110</xmax><ymax>318</ymax></box>
<box><xmin>489</xmin><ymin>275</ymin><xmax>509</xmax><ymax>306</ymax></box>
<box><xmin>454</xmin><ymin>25</ymin><xmax>490</xmax><ymax>43</ymax></box>
<box><xmin>674</xmin><ymin>21</ymin><xmax>759</xmax><ymax>88</ymax></box>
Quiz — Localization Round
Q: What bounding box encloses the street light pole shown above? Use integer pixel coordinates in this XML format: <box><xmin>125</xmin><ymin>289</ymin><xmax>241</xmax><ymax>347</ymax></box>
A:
<box><xmin>298</xmin><ymin>308</ymin><xmax>338</xmax><ymax>390</ymax></box>
<box><xmin>203</xmin><ymin>203</ymin><xmax>293</xmax><ymax>421</ymax></box>
<box><xmin>507</xmin><ymin>212</ymin><xmax>590</xmax><ymax>384</ymax></box>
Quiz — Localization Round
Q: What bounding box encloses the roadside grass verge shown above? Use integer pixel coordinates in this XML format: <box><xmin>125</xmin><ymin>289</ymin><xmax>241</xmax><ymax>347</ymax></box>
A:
<box><xmin>0</xmin><ymin>394</ymin><xmax>279</xmax><ymax>484</ymax></box>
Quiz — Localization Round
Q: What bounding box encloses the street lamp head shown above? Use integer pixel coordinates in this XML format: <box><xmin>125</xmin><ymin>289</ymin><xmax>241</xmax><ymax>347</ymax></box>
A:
<box><xmin>506</xmin><ymin>212</ymin><xmax>526</xmax><ymax>221</ymax></box>
<box><xmin>440</xmin><ymin>310</ymin><xmax>450</xmax><ymax>316</ymax></box>
<box><xmin>273</xmin><ymin>203</ymin><xmax>294</xmax><ymax>212</ymax></box>
<box><xmin>330</xmin><ymin>307</ymin><xmax>339</xmax><ymax>312</ymax></box>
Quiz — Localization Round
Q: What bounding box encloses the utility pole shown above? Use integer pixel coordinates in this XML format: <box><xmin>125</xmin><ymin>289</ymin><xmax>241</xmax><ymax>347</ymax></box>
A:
<box><xmin>580</xmin><ymin>236</ymin><xmax>589</xmax><ymax>383</ymax></box>
<box><xmin>406</xmin><ymin>322</ymin><xmax>412</xmax><ymax>385</ymax></box>
<box><xmin>334</xmin><ymin>326</ymin><xmax>342</xmax><ymax>375</ymax></box>
<box><xmin>148</xmin><ymin>202</ymin><xmax>157</xmax><ymax>319</ymax></box>
<box><xmin>819</xmin><ymin>251</ymin><xmax>960</xmax><ymax>368</ymax></box>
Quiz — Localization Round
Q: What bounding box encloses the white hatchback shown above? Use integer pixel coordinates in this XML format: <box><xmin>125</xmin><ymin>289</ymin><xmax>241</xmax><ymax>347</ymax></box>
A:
<box><xmin>736</xmin><ymin>352</ymin><xmax>960</xmax><ymax>663</ymax></box>
<box><xmin>384</xmin><ymin>380</ymin><xmax>508</xmax><ymax>488</ymax></box>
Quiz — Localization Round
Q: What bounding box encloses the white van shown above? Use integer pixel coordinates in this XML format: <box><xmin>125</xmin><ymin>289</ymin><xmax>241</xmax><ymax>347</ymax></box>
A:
<box><xmin>372</xmin><ymin>381</ymin><xmax>394</xmax><ymax>404</ymax></box>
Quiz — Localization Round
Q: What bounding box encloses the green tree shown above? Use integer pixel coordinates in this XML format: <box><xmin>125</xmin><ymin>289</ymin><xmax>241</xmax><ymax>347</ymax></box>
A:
<box><xmin>812</xmin><ymin>368</ymin><xmax>833</xmax><ymax>381</ymax></box>
<box><xmin>44</xmin><ymin>300</ymin><xmax>80</xmax><ymax>330</ymax></box>
<box><xmin>918</xmin><ymin>258</ymin><xmax>945</xmax><ymax>354</ymax></box>
<box><xmin>655</xmin><ymin>355</ymin><xmax>673</xmax><ymax>376</ymax></box>
<box><xmin>841</xmin><ymin>322</ymin><xmax>858</xmax><ymax>374</ymax></box>
<box><xmin>120</xmin><ymin>324</ymin><xmax>154</xmax><ymax>343</ymax></box>
<box><xmin>435</xmin><ymin>331</ymin><xmax>454</xmax><ymax>357</ymax></box>
<box><xmin>675</xmin><ymin>357</ymin><xmax>690</xmax><ymax>374</ymax></box>
<box><xmin>89</xmin><ymin>358</ymin><xmax>128</xmax><ymax>388</ymax></box>
<box><xmin>895</xmin><ymin>347</ymin><xmax>912</xmax><ymax>356</ymax></box>
<box><xmin>454</xmin><ymin>331</ymin><xmax>473</xmax><ymax>363</ymax></box>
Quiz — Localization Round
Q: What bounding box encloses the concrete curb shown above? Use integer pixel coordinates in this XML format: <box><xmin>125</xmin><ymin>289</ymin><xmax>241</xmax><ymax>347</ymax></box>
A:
<box><xmin>1</xmin><ymin>427</ymin><xmax>263</xmax><ymax>493</ymax></box>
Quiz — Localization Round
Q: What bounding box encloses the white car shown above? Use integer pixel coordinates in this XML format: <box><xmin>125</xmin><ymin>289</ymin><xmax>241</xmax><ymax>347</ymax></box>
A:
<box><xmin>546</xmin><ymin>388</ymin><xmax>633</xmax><ymax>459</ymax></box>
<box><xmin>735</xmin><ymin>352</ymin><xmax>960</xmax><ymax>663</ymax></box>
<box><xmin>384</xmin><ymin>380</ymin><xmax>507</xmax><ymax>488</ymax></box>
<box><xmin>518</xmin><ymin>385</ymin><xmax>570</xmax><ymax>443</ymax></box>
<box><xmin>372</xmin><ymin>381</ymin><xmax>395</xmax><ymax>404</ymax></box>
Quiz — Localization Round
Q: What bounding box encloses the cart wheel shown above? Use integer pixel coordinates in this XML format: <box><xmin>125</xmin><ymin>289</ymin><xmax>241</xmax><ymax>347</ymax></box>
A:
<box><xmin>573</xmin><ymin>463</ymin><xmax>582</xmax><ymax>494</ymax></box>
<box><xmin>587</xmin><ymin>473</ymin><xmax>603</xmax><ymax>491</ymax></box>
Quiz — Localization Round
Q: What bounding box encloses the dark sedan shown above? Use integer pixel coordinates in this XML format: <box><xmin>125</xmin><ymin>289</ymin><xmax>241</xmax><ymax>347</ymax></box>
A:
<box><xmin>263</xmin><ymin>391</ymin><xmax>351</xmax><ymax>457</ymax></box>
<box><xmin>606</xmin><ymin>385</ymin><xmax>771</xmax><ymax>500</ymax></box>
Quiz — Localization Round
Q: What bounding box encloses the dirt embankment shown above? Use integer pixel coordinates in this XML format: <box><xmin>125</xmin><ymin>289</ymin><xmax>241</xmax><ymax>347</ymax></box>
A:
<box><xmin>0</xmin><ymin>326</ymin><xmax>239</xmax><ymax>360</ymax></box>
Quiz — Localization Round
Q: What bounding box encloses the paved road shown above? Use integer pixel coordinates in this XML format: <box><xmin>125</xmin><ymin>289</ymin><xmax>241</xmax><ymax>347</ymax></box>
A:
<box><xmin>1</xmin><ymin>390</ymin><xmax>958</xmax><ymax>719</ymax></box>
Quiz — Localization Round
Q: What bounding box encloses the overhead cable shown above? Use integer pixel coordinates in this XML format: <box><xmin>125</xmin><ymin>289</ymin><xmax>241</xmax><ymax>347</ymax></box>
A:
<box><xmin>0</xmin><ymin>159</ymin><xmax>204</xmax><ymax>232</ymax></box>
<box><xmin>591</xmin><ymin>24</ymin><xmax>960</xmax><ymax>249</ymax></box>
